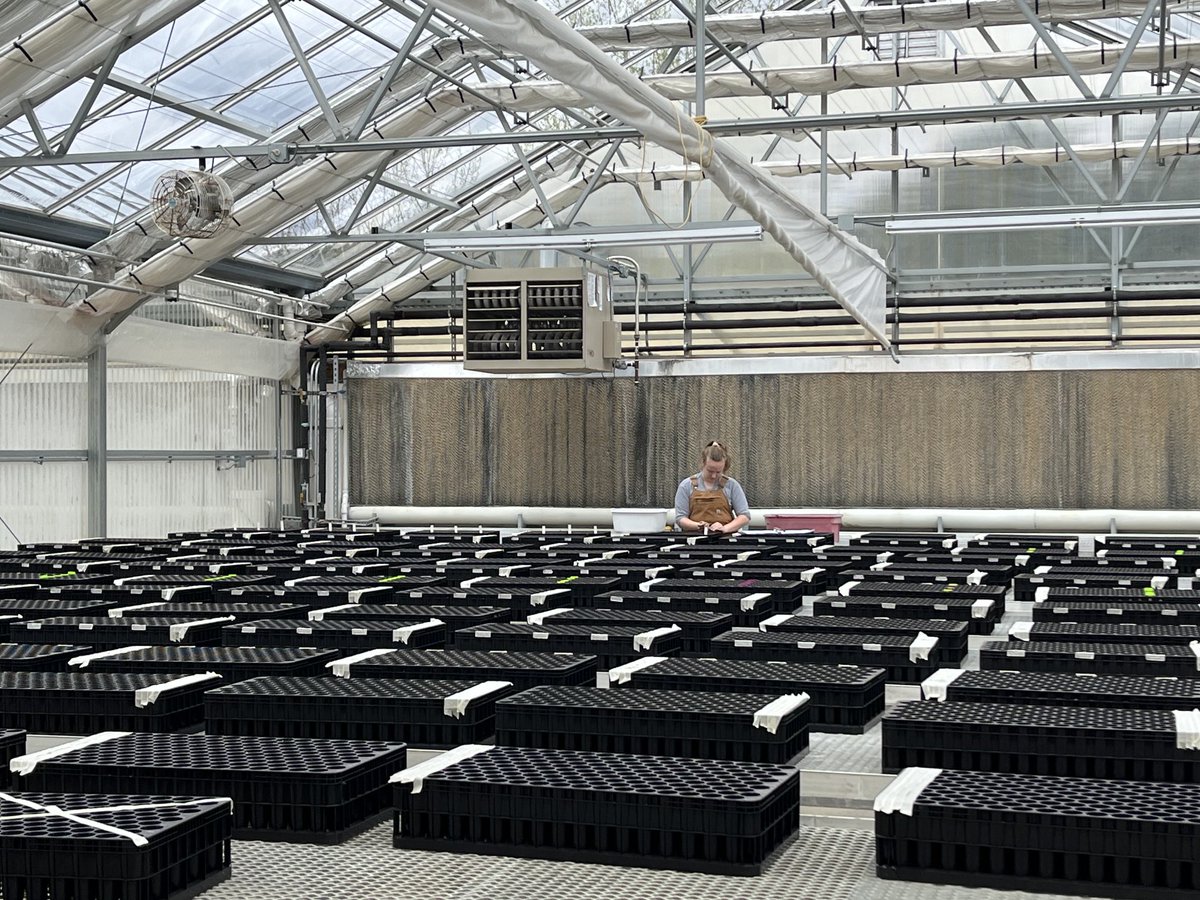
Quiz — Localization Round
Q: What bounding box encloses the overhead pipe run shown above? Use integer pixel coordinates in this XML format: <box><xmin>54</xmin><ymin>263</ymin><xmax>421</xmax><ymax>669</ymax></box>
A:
<box><xmin>428</xmin><ymin>0</ymin><xmax>890</xmax><ymax>351</ymax></box>
<box><xmin>348</xmin><ymin>505</ymin><xmax>1200</xmax><ymax>533</ymax></box>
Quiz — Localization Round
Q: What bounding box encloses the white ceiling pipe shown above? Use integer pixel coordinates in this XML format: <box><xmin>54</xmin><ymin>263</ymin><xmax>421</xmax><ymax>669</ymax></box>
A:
<box><xmin>430</xmin><ymin>0</ymin><xmax>889</xmax><ymax>349</ymax></box>
<box><xmin>453</xmin><ymin>40</ymin><xmax>1200</xmax><ymax>109</ymax></box>
<box><xmin>78</xmin><ymin>100</ymin><xmax>469</xmax><ymax>322</ymax></box>
<box><xmin>461</xmin><ymin>0</ymin><xmax>1187</xmax><ymax>51</ymax></box>
<box><xmin>603</xmin><ymin>135</ymin><xmax>1200</xmax><ymax>181</ymax></box>
<box><xmin>305</xmin><ymin>178</ymin><xmax>589</xmax><ymax>346</ymax></box>
<box><xmin>350</xmin><ymin>505</ymin><xmax>1200</xmax><ymax>533</ymax></box>
<box><xmin>304</xmin><ymin>151</ymin><xmax>572</xmax><ymax>309</ymax></box>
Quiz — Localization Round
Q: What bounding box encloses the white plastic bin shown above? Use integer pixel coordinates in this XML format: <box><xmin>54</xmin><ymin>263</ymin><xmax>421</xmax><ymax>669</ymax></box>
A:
<box><xmin>611</xmin><ymin>508</ymin><xmax>670</xmax><ymax>533</ymax></box>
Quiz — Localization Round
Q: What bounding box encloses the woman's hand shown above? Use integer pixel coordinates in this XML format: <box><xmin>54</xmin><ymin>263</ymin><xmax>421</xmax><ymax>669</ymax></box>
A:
<box><xmin>707</xmin><ymin>522</ymin><xmax>726</xmax><ymax>534</ymax></box>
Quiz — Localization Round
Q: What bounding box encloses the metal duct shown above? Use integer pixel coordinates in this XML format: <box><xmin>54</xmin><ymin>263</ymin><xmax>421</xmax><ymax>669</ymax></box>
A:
<box><xmin>429</xmin><ymin>0</ymin><xmax>889</xmax><ymax>349</ymax></box>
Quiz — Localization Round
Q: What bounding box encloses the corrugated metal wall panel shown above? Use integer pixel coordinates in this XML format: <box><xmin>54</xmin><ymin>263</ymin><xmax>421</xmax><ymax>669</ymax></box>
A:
<box><xmin>0</xmin><ymin>463</ymin><xmax>85</xmax><ymax>552</ymax></box>
<box><xmin>349</xmin><ymin>371</ymin><xmax>1200</xmax><ymax>511</ymax></box>
<box><xmin>0</xmin><ymin>356</ymin><xmax>86</xmax><ymax>450</ymax></box>
<box><xmin>107</xmin><ymin>459</ymin><xmax>283</xmax><ymax>537</ymax></box>
<box><xmin>107</xmin><ymin>367</ymin><xmax>282</xmax><ymax>451</ymax></box>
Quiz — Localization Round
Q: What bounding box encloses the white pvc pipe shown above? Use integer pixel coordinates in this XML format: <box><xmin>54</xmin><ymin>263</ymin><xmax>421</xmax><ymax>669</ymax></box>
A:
<box><xmin>349</xmin><ymin>505</ymin><xmax>1200</xmax><ymax>533</ymax></box>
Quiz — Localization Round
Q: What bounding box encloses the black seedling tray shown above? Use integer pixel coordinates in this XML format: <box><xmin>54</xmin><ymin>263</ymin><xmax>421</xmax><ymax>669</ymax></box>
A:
<box><xmin>762</xmin><ymin>614</ymin><xmax>969</xmax><ymax>660</ymax></box>
<box><xmin>18</xmin><ymin>732</ymin><xmax>406</xmax><ymax>844</ymax></box>
<box><xmin>393</xmin><ymin>745</ymin><xmax>799</xmax><ymax>875</ymax></box>
<box><xmin>877</xmin><ymin>768</ymin><xmax>1200</xmax><ymax>899</ymax></box>
<box><xmin>599</xmin><ymin>657</ymin><xmax>885</xmax><ymax>733</ymax></box>
<box><xmin>0</xmin><ymin>671</ymin><xmax>217</xmax><ymax>733</ymax></box>
<box><xmin>0</xmin><ymin>729</ymin><xmax>24</xmax><ymax>789</ymax></box>
<box><xmin>0</xmin><ymin>790</ymin><xmax>231</xmax><ymax>900</ymax></box>
<box><xmin>933</xmin><ymin>669</ymin><xmax>1200</xmax><ymax>712</ymax></box>
<box><xmin>1012</xmin><ymin>621</ymin><xmax>1200</xmax><ymax>645</ymax></box>
<box><xmin>205</xmin><ymin>675</ymin><xmax>511</xmax><ymax>746</ymax></box>
<box><xmin>496</xmin><ymin>684</ymin><xmax>809</xmax><ymax>764</ymax></box>
<box><xmin>0</xmin><ymin>643</ymin><xmax>92</xmax><ymax>672</ymax></box>
<box><xmin>588</xmin><ymin>589</ymin><xmax>783</xmax><ymax>628</ymax></box>
<box><xmin>1032</xmin><ymin>601</ymin><xmax>1200</xmax><ymax>625</ymax></box>
<box><xmin>454</xmin><ymin>622</ymin><xmax>682</xmax><ymax>670</ymax></box>
<box><xmin>814</xmin><ymin>594</ymin><xmax>999</xmax><ymax>635</ymax></box>
<box><xmin>12</xmin><ymin>615</ymin><xmax>232</xmax><ymax>648</ymax></box>
<box><xmin>74</xmin><ymin>645</ymin><xmax>340</xmax><ymax>681</ymax></box>
<box><xmin>979</xmin><ymin>640</ymin><xmax>1200</xmax><ymax>678</ymax></box>
<box><xmin>306</xmin><ymin>603</ymin><xmax>510</xmax><ymax>644</ymax></box>
<box><xmin>329</xmin><ymin>648</ymin><xmax>597</xmax><ymax>689</ymax></box>
<box><xmin>883</xmin><ymin>700</ymin><xmax>1200</xmax><ymax>782</ymax></box>
<box><xmin>1015</xmin><ymin>568</ymin><xmax>1178</xmax><ymax>602</ymax></box>
<box><xmin>524</xmin><ymin>607</ymin><xmax>732</xmax><ymax>654</ymax></box>
<box><xmin>223</xmin><ymin>618</ymin><xmax>447</xmax><ymax>651</ymax></box>
<box><xmin>709</xmin><ymin>631</ymin><xmax>945</xmax><ymax>684</ymax></box>
<box><xmin>106</xmin><ymin>601</ymin><xmax>312</xmax><ymax>621</ymax></box>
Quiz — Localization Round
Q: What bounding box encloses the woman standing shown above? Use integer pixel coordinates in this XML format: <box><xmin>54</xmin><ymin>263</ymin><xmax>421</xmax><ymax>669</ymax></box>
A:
<box><xmin>674</xmin><ymin>440</ymin><xmax>751</xmax><ymax>534</ymax></box>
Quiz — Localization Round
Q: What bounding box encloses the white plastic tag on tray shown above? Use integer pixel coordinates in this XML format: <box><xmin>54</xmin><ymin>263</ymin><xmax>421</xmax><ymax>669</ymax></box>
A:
<box><xmin>1191</xmin><ymin>641</ymin><xmax>1200</xmax><ymax>671</ymax></box>
<box><xmin>68</xmin><ymin>646</ymin><xmax>150</xmax><ymax>668</ymax></box>
<box><xmin>1006</xmin><ymin>648</ymin><xmax>1026</xmax><ymax>658</ymax></box>
<box><xmin>751</xmin><ymin>693</ymin><xmax>810</xmax><ymax>735</ymax></box>
<box><xmin>390</xmin><ymin>744</ymin><xmax>494</xmax><ymax>793</ymax></box>
<box><xmin>169</xmin><ymin>617</ymin><xmax>236</xmax><ymax>642</ymax></box>
<box><xmin>443</xmin><ymin>681</ymin><xmax>512</xmax><ymax>719</ymax></box>
<box><xmin>801</xmin><ymin>567</ymin><xmax>823</xmax><ymax>583</ymax></box>
<box><xmin>920</xmin><ymin>669</ymin><xmax>965</xmax><ymax>701</ymax></box>
<box><xmin>634</xmin><ymin>625</ymin><xmax>681</xmax><ymax>652</ymax></box>
<box><xmin>870</xmin><ymin>562</ymin><xmax>891</xmax><ymax>572</ymax></box>
<box><xmin>530</xmin><ymin>589</ymin><xmax>569</xmax><ymax>607</ymax></box>
<box><xmin>1146</xmin><ymin>653</ymin><xmax>1166</xmax><ymax>662</ymax></box>
<box><xmin>133</xmin><ymin>673</ymin><xmax>221</xmax><ymax>708</ymax></box>
<box><xmin>741</xmin><ymin>592</ymin><xmax>769</xmax><ymax>612</ymax></box>
<box><xmin>796</xmin><ymin>641</ymin><xmax>816</xmax><ymax>650</ymax></box>
<box><xmin>390</xmin><ymin>620</ymin><xmax>442</xmax><ymax>645</ymax></box>
<box><xmin>1034</xmin><ymin>587</ymin><xmax>1050</xmax><ymax>603</ymax></box>
<box><xmin>1074</xmin><ymin>651</ymin><xmax>1095</xmax><ymax>660</ymax></box>
<box><xmin>308</xmin><ymin>604</ymin><xmax>356</xmax><ymax>622</ymax></box>
<box><xmin>1008</xmin><ymin>621</ymin><xmax>1033</xmax><ymax>642</ymax></box>
<box><xmin>327</xmin><ymin>648</ymin><xmax>394</xmax><ymax>678</ymax></box>
<box><xmin>107</xmin><ymin>602</ymin><xmax>165</xmax><ymax>619</ymax></box>
<box><xmin>1152</xmin><ymin>576</ymin><xmax>1169</xmax><ymax>590</ymax></box>
<box><xmin>1174</xmin><ymin>709</ymin><xmax>1200</xmax><ymax>750</ymax></box>
<box><xmin>966</xmin><ymin>570</ymin><xmax>987</xmax><ymax>586</ymax></box>
<box><xmin>527</xmin><ymin>608</ymin><xmax>570</xmax><ymax>626</ymax></box>
<box><xmin>760</xmin><ymin>614</ymin><xmax>793</xmax><ymax>631</ymax></box>
<box><xmin>873</xmin><ymin>767</ymin><xmax>943</xmax><ymax>817</ymax></box>
<box><xmin>639</xmin><ymin>578</ymin><xmax>665</xmax><ymax>592</ymax></box>
<box><xmin>597</xmin><ymin>656</ymin><xmax>667</xmax><ymax>688</ymax></box>
<box><xmin>588</xmin><ymin>633</ymin><xmax>609</xmax><ymax>642</ymax></box>
<box><xmin>838</xmin><ymin>581</ymin><xmax>861</xmax><ymax>597</ymax></box>
<box><xmin>971</xmin><ymin>599</ymin><xmax>994</xmax><ymax>619</ymax></box>
<box><xmin>908</xmin><ymin>632</ymin><xmax>938</xmax><ymax>663</ymax></box>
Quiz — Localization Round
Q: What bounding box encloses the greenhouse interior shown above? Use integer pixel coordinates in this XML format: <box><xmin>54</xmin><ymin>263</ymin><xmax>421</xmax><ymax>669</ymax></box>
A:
<box><xmin>2</xmin><ymin>0</ymin><xmax>1200</xmax><ymax>897</ymax></box>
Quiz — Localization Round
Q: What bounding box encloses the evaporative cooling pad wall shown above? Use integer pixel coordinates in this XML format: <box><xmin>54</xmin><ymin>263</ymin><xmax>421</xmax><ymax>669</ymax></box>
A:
<box><xmin>348</xmin><ymin>369</ymin><xmax>1200</xmax><ymax>510</ymax></box>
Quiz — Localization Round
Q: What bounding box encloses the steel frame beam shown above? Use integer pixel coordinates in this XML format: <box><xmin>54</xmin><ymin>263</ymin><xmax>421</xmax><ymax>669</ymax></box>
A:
<box><xmin>267</xmin><ymin>0</ymin><xmax>345</xmax><ymax>139</ymax></box>
<box><xmin>7</xmin><ymin>93</ymin><xmax>1200</xmax><ymax>171</ymax></box>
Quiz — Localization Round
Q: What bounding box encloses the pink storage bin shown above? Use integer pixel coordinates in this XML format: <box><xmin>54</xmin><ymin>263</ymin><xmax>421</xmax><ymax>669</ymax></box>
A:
<box><xmin>763</xmin><ymin>513</ymin><xmax>842</xmax><ymax>541</ymax></box>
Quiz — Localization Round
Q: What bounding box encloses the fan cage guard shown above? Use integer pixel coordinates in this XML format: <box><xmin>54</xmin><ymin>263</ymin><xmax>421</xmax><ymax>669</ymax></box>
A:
<box><xmin>151</xmin><ymin>170</ymin><xmax>234</xmax><ymax>239</ymax></box>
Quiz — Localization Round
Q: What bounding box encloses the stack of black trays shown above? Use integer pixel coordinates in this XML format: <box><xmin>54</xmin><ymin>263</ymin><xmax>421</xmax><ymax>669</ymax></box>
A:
<box><xmin>206</xmin><ymin>676</ymin><xmax>511</xmax><ymax>745</ymax></box>
<box><xmin>814</xmin><ymin>591</ymin><xmax>1001</xmax><ymax>634</ymax></box>
<box><xmin>496</xmin><ymin>685</ymin><xmax>809</xmax><ymax>763</ymax></box>
<box><xmin>0</xmin><ymin>791</ymin><xmax>232</xmax><ymax>900</ymax></box>
<box><xmin>221</xmin><ymin>618</ymin><xmax>448</xmax><ymax>651</ymax></box>
<box><xmin>0</xmin><ymin>672</ymin><xmax>217</xmax><ymax>733</ymax></box>
<box><xmin>760</xmin><ymin>614</ymin><xmax>970</xmax><ymax>662</ymax></box>
<box><xmin>72</xmin><ymin>646</ymin><xmax>341</xmax><ymax>681</ymax></box>
<box><xmin>0</xmin><ymin>729</ymin><xmax>24</xmax><ymax>788</ymax></box>
<box><xmin>876</xmin><ymin>768</ymin><xmax>1200</xmax><ymax>898</ymax></box>
<box><xmin>882</xmin><ymin>700</ymin><xmax>1200</xmax><ymax>781</ymax></box>
<box><xmin>1032</xmin><ymin>601</ymin><xmax>1200</xmax><ymax>625</ymax></box>
<box><xmin>598</xmin><ymin>657</ymin><xmax>886</xmax><ymax>733</ymax></box>
<box><xmin>15</xmin><ymin>732</ymin><xmax>407</xmax><ymax>843</ymax></box>
<box><xmin>709</xmin><ymin>631</ymin><xmax>944</xmax><ymax>683</ymax></box>
<box><xmin>454</xmin><ymin>623</ymin><xmax>682</xmax><ymax>670</ymax></box>
<box><xmin>979</xmin><ymin>641</ymin><xmax>1200</xmax><ymax>677</ymax></box>
<box><xmin>588</xmin><ymin>589</ymin><xmax>780</xmax><ymax>628</ymax></box>
<box><xmin>526</xmin><ymin>608</ymin><xmax>733</xmax><ymax>654</ymax></box>
<box><xmin>0</xmin><ymin>643</ymin><xmax>90</xmax><ymax>672</ymax></box>
<box><xmin>392</xmin><ymin>745</ymin><xmax>800</xmax><ymax>875</ymax></box>
<box><xmin>927</xmin><ymin>669</ymin><xmax>1200</xmax><ymax>711</ymax></box>
<box><xmin>329</xmin><ymin>648</ymin><xmax>597</xmax><ymax>689</ymax></box>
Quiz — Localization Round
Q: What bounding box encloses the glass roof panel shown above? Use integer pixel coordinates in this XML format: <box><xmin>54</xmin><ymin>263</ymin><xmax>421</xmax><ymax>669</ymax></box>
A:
<box><xmin>115</xmin><ymin>0</ymin><xmax>268</xmax><ymax>82</ymax></box>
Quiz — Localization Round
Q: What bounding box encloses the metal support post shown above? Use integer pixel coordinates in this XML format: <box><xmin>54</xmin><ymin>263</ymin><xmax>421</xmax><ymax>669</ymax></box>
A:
<box><xmin>86</xmin><ymin>342</ymin><xmax>107</xmax><ymax>539</ymax></box>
